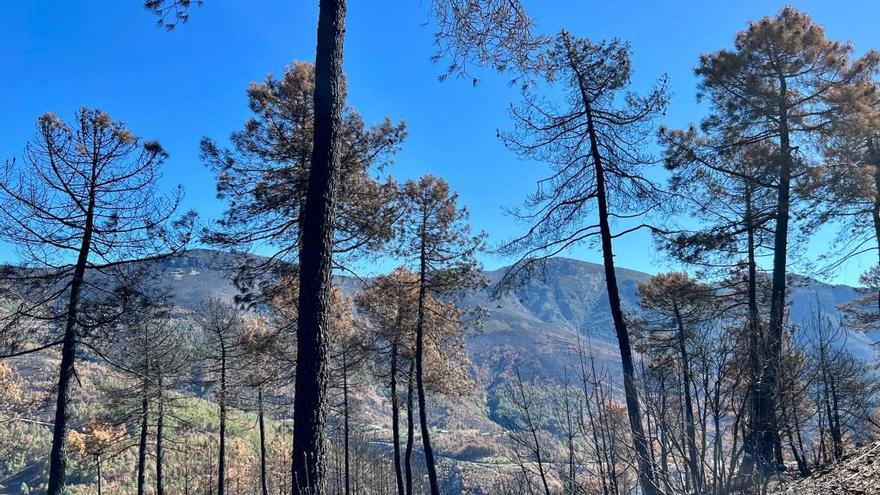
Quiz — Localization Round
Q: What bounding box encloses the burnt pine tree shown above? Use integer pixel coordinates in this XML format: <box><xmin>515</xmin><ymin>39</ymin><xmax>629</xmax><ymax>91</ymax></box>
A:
<box><xmin>146</xmin><ymin>2</ymin><xmax>543</xmax><ymax>490</ymax></box>
<box><xmin>0</xmin><ymin>108</ymin><xmax>192</xmax><ymax>495</ymax></box>
<box><xmin>200</xmin><ymin>56</ymin><xmax>403</xmax><ymax>495</ymax></box>
<box><xmin>803</xmin><ymin>79</ymin><xmax>880</xmax><ymax>327</ymax></box>
<box><xmin>197</xmin><ymin>298</ymin><xmax>246</xmax><ymax>495</ymax></box>
<box><xmin>636</xmin><ymin>273</ymin><xmax>716</xmax><ymax>494</ymax></box>
<box><xmin>200</xmin><ymin>61</ymin><xmax>405</xmax><ymax>303</ymax></box>
<box><xmin>498</xmin><ymin>31</ymin><xmax>668</xmax><ymax>495</ymax></box>
<box><xmin>240</xmin><ymin>316</ymin><xmax>291</xmax><ymax>495</ymax></box>
<box><xmin>659</xmin><ymin>129</ymin><xmax>780</xmax><ymax>481</ymax></box>
<box><xmin>103</xmin><ymin>312</ymin><xmax>185</xmax><ymax>495</ymax></box>
<box><xmin>694</xmin><ymin>7</ymin><xmax>878</xmax><ymax>474</ymax></box>
<box><xmin>355</xmin><ymin>268</ymin><xmax>420</xmax><ymax>495</ymax></box>
<box><xmin>395</xmin><ymin>175</ymin><xmax>484</xmax><ymax>495</ymax></box>
<box><xmin>145</xmin><ymin>3</ymin><xmax>546</xmax><ymax>492</ymax></box>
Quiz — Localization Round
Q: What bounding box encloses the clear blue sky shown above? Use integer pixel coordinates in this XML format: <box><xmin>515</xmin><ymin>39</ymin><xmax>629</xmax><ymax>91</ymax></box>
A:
<box><xmin>2</xmin><ymin>1</ymin><xmax>879</xmax><ymax>284</ymax></box>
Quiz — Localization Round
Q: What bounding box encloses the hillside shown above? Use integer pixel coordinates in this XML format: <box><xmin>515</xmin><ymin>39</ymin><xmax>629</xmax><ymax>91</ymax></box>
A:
<box><xmin>1</xmin><ymin>249</ymin><xmax>872</xmax><ymax>493</ymax></box>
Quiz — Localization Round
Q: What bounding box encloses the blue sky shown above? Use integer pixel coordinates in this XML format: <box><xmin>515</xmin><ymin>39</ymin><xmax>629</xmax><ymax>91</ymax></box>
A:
<box><xmin>2</xmin><ymin>1</ymin><xmax>879</xmax><ymax>284</ymax></box>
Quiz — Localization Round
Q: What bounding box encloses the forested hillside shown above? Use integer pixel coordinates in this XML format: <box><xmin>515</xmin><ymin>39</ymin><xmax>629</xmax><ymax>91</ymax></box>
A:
<box><xmin>3</xmin><ymin>2</ymin><xmax>880</xmax><ymax>494</ymax></box>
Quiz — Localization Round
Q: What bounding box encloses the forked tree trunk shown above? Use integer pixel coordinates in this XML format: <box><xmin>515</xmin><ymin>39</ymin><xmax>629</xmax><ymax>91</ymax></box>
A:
<box><xmin>761</xmin><ymin>79</ymin><xmax>794</xmax><ymax>476</ymax></box>
<box><xmin>292</xmin><ymin>0</ymin><xmax>347</xmax><ymax>493</ymax></box>
<box><xmin>415</xmin><ymin>216</ymin><xmax>441</xmax><ymax>495</ymax></box>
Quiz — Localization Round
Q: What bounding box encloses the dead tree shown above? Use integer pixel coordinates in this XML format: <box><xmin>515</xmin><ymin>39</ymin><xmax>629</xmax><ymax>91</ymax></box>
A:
<box><xmin>0</xmin><ymin>108</ymin><xmax>192</xmax><ymax>495</ymax></box>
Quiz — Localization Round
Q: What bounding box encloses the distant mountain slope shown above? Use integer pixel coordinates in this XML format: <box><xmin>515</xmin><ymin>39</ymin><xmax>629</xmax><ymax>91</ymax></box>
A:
<box><xmin>143</xmin><ymin>249</ymin><xmax>871</xmax><ymax>382</ymax></box>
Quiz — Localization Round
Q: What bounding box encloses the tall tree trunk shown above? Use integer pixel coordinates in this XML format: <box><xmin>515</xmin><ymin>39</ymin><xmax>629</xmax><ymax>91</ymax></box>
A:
<box><xmin>415</xmin><ymin>216</ymin><xmax>441</xmax><ymax>495</ymax></box>
<box><xmin>292</xmin><ymin>0</ymin><xmax>347</xmax><ymax>493</ymax></box>
<box><xmin>218</xmin><ymin>347</ymin><xmax>227</xmax><ymax>495</ymax></box>
<box><xmin>561</xmin><ymin>36</ymin><xmax>657</xmax><ymax>494</ymax></box>
<box><xmin>137</xmin><ymin>384</ymin><xmax>150</xmax><ymax>495</ymax></box>
<box><xmin>404</xmin><ymin>361</ymin><xmax>415</xmax><ymax>495</ymax></box>
<box><xmin>157</xmin><ymin>383</ymin><xmax>166</xmax><ymax>495</ymax></box>
<box><xmin>581</xmin><ymin>90</ymin><xmax>658</xmax><ymax>495</ymax></box>
<box><xmin>47</xmin><ymin>181</ymin><xmax>96</xmax><ymax>495</ymax></box>
<box><xmin>390</xmin><ymin>343</ymin><xmax>405</xmax><ymax>495</ymax></box>
<box><xmin>763</xmin><ymin>78</ymin><xmax>794</xmax><ymax>475</ymax></box>
<box><xmin>259</xmin><ymin>388</ymin><xmax>270</xmax><ymax>495</ymax></box>
<box><xmin>674</xmin><ymin>306</ymin><xmax>702</xmax><ymax>493</ymax></box>
<box><xmin>343</xmin><ymin>353</ymin><xmax>351</xmax><ymax>495</ymax></box>
<box><xmin>741</xmin><ymin>180</ymin><xmax>775</xmax><ymax>479</ymax></box>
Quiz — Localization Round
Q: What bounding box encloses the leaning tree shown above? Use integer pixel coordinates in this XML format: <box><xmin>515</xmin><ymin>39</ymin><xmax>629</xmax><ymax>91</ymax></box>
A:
<box><xmin>0</xmin><ymin>107</ymin><xmax>193</xmax><ymax>495</ymax></box>
<box><xmin>498</xmin><ymin>31</ymin><xmax>668</xmax><ymax>495</ymax></box>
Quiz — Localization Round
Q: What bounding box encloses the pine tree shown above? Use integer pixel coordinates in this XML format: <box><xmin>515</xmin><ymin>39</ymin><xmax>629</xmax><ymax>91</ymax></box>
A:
<box><xmin>693</xmin><ymin>7</ymin><xmax>878</xmax><ymax>475</ymax></box>
<box><xmin>394</xmin><ymin>176</ymin><xmax>484</xmax><ymax>495</ymax></box>
<box><xmin>0</xmin><ymin>108</ymin><xmax>193</xmax><ymax>495</ymax></box>
<box><xmin>498</xmin><ymin>31</ymin><xmax>668</xmax><ymax>495</ymax></box>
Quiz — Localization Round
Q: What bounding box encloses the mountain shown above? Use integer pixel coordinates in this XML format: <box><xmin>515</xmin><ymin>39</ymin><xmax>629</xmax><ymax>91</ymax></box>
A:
<box><xmin>147</xmin><ymin>249</ymin><xmax>872</xmax><ymax>376</ymax></box>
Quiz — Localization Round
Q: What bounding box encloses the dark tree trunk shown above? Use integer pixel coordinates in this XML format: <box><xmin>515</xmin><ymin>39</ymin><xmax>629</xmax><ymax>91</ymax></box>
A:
<box><xmin>218</xmin><ymin>347</ymin><xmax>227</xmax><ymax>495</ymax></box>
<box><xmin>584</xmin><ymin>97</ymin><xmax>658</xmax><ymax>495</ymax></box>
<box><xmin>292</xmin><ymin>0</ymin><xmax>347</xmax><ymax>493</ymax></box>
<box><xmin>560</xmin><ymin>35</ymin><xmax>657</xmax><ymax>494</ymax></box>
<box><xmin>763</xmin><ymin>80</ymin><xmax>794</xmax><ymax>475</ymax></box>
<box><xmin>870</xmin><ymin>139</ymin><xmax>880</xmax><ymax>318</ymax></box>
<box><xmin>674</xmin><ymin>307</ymin><xmax>702</xmax><ymax>493</ymax></box>
<box><xmin>157</xmin><ymin>385</ymin><xmax>166</xmax><ymax>495</ymax></box>
<box><xmin>46</xmin><ymin>184</ymin><xmax>96</xmax><ymax>495</ymax></box>
<box><xmin>404</xmin><ymin>361</ymin><xmax>415</xmax><ymax>495</ymax></box>
<box><xmin>97</xmin><ymin>455</ymin><xmax>103</xmax><ymax>495</ymax></box>
<box><xmin>137</xmin><ymin>385</ymin><xmax>150</xmax><ymax>495</ymax></box>
<box><xmin>415</xmin><ymin>218</ymin><xmax>441</xmax><ymax>495</ymax></box>
<box><xmin>740</xmin><ymin>178</ymin><xmax>782</xmax><ymax>482</ymax></box>
<box><xmin>390</xmin><ymin>344</ymin><xmax>405</xmax><ymax>495</ymax></box>
<box><xmin>343</xmin><ymin>353</ymin><xmax>351</xmax><ymax>495</ymax></box>
<box><xmin>259</xmin><ymin>388</ymin><xmax>270</xmax><ymax>495</ymax></box>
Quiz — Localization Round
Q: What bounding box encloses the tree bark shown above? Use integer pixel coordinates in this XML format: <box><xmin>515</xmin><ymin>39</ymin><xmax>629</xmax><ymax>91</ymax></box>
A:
<box><xmin>157</xmin><ymin>383</ymin><xmax>166</xmax><ymax>495</ymax></box>
<box><xmin>674</xmin><ymin>306</ymin><xmax>702</xmax><ymax>493</ymax></box>
<box><xmin>97</xmin><ymin>455</ymin><xmax>103</xmax><ymax>495</ymax></box>
<box><xmin>404</xmin><ymin>361</ymin><xmax>415</xmax><ymax>495</ymax></box>
<box><xmin>742</xmin><ymin>181</ymin><xmax>767</xmax><ymax>477</ymax></box>
<box><xmin>259</xmin><ymin>388</ymin><xmax>270</xmax><ymax>495</ymax></box>
<box><xmin>390</xmin><ymin>343</ymin><xmax>405</xmax><ymax>495</ymax></box>
<box><xmin>415</xmin><ymin>213</ymin><xmax>441</xmax><ymax>495</ymax></box>
<box><xmin>292</xmin><ymin>0</ymin><xmax>347</xmax><ymax>493</ymax></box>
<box><xmin>218</xmin><ymin>346</ymin><xmax>227</xmax><ymax>495</ymax></box>
<box><xmin>343</xmin><ymin>353</ymin><xmax>351</xmax><ymax>495</ymax></box>
<box><xmin>584</xmin><ymin>90</ymin><xmax>659</xmax><ymax>495</ymax></box>
<box><xmin>870</xmin><ymin>139</ymin><xmax>880</xmax><ymax>318</ymax></box>
<box><xmin>560</xmin><ymin>36</ymin><xmax>658</xmax><ymax>494</ymax></box>
<box><xmin>763</xmin><ymin>76</ymin><xmax>793</xmax><ymax>475</ymax></box>
<box><xmin>46</xmin><ymin>176</ymin><xmax>97</xmax><ymax>495</ymax></box>
<box><xmin>137</xmin><ymin>384</ymin><xmax>150</xmax><ymax>495</ymax></box>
